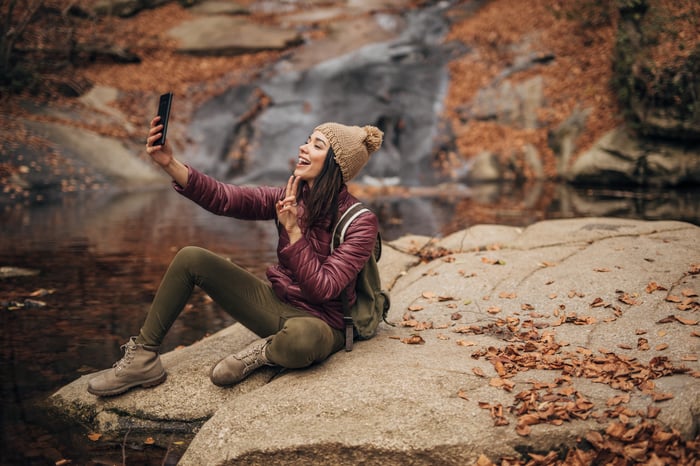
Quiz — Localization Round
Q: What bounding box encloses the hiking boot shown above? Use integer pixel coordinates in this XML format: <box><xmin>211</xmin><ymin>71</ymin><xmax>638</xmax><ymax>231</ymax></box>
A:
<box><xmin>210</xmin><ymin>336</ymin><xmax>273</xmax><ymax>387</ymax></box>
<box><xmin>87</xmin><ymin>337</ymin><xmax>166</xmax><ymax>396</ymax></box>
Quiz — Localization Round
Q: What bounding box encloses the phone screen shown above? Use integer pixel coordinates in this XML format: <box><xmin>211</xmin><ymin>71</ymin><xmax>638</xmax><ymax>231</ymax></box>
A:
<box><xmin>156</xmin><ymin>92</ymin><xmax>173</xmax><ymax>146</ymax></box>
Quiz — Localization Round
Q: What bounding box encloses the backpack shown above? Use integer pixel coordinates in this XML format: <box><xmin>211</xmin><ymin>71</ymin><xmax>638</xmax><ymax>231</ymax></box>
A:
<box><xmin>331</xmin><ymin>202</ymin><xmax>391</xmax><ymax>351</ymax></box>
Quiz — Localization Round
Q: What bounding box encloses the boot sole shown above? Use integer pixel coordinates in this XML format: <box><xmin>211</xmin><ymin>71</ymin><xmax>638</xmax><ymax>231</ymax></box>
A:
<box><xmin>87</xmin><ymin>372</ymin><xmax>167</xmax><ymax>397</ymax></box>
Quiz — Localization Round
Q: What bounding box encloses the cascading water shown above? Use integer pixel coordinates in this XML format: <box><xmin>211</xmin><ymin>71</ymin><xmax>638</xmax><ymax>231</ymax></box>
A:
<box><xmin>184</xmin><ymin>3</ymin><xmax>460</xmax><ymax>187</ymax></box>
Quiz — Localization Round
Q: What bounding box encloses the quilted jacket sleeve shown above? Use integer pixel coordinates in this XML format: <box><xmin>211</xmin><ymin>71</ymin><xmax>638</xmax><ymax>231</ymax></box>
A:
<box><xmin>276</xmin><ymin>211</ymin><xmax>378</xmax><ymax>304</ymax></box>
<box><xmin>173</xmin><ymin>165</ymin><xmax>282</xmax><ymax>220</ymax></box>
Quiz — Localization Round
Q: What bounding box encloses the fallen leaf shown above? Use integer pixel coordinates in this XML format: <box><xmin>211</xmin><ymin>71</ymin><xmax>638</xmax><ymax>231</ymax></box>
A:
<box><xmin>655</xmin><ymin>343</ymin><xmax>669</xmax><ymax>351</ymax></box>
<box><xmin>619</xmin><ymin>293</ymin><xmax>640</xmax><ymax>305</ymax></box>
<box><xmin>457</xmin><ymin>339</ymin><xmax>476</xmax><ymax>347</ymax></box>
<box><xmin>401</xmin><ymin>335</ymin><xmax>425</xmax><ymax>345</ymax></box>
<box><xmin>422</xmin><ymin>291</ymin><xmax>436</xmax><ymax>299</ymax></box>
<box><xmin>487</xmin><ymin>306</ymin><xmax>501</xmax><ymax>314</ymax></box>
<box><xmin>590</xmin><ymin>297</ymin><xmax>607</xmax><ymax>307</ymax></box>
<box><xmin>656</xmin><ymin>315</ymin><xmax>676</xmax><ymax>324</ymax></box>
<box><xmin>475</xmin><ymin>454</ymin><xmax>495</xmax><ymax>466</ymax></box>
<box><xmin>651</xmin><ymin>392</ymin><xmax>674</xmax><ymax>402</ymax></box>
<box><xmin>472</xmin><ymin>367</ymin><xmax>486</xmax><ymax>377</ymax></box>
<box><xmin>408</xmin><ymin>304</ymin><xmax>424</xmax><ymax>311</ymax></box>
<box><xmin>457</xmin><ymin>389</ymin><xmax>469</xmax><ymax>401</ymax></box>
<box><xmin>29</xmin><ymin>288</ymin><xmax>55</xmax><ymax>297</ymax></box>
<box><xmin>489</xmin><ymin>377</ymin><xmax>515</xmax><ymax>391</ymax></box>
<box><xmin>645</xmin><ymin>282</ymin><xmax>667</xmax><ymax>293</ymax></box>
<box><xmin>594</xmin><ymin>267</ymin><xmax>611</xmax><ymax>272</ymax></box>
<box><xmin>144</xmin><ymin>437</ymin><xmax>155</xmax><ymax>445</ymax></box>
<box><xmin>606</xmin><ymin>393</ymin><xmax>630</xmax><ymax>406</ymax></box>
<box><xmin>675</xmin><ymin>315</ymin><xmax>698</xmax><ymax>325</ymax></box>
<box><xmin>499</xmin><ymin>291</ymin><xmax>517</xmax><ymax>299</ymax></box>
<box><xmin>681</xmin><ymin>288</ymin><xmax>698</xmax><ymax>297</ymax></box>
<box><xmin>481</xmin><ymin>257</ymin><xmax>505</xmax><ymax>265</ymax></box>
<box><xmin>414</xmin><ymin>321</ymin><xmax>434</xmax><ymax>330</ymax></box>
<box><xmin>515</xmin><ymin>423</ymin><xmax>531</xmax><ymax>436</ymax></box>
<box><xmin>518</xmin><ymin>413</ymin><xmax>541</xmax><ymax>426</ymax></box>
<box><xmin>87</xmin><ymin>432</ymin><xmax>102</xmax><ymax>441</ymax></box>
<box><xmin>646</xmin><ymin>406</ymin><xmax>661</xmax><ymax>419</ymax></box>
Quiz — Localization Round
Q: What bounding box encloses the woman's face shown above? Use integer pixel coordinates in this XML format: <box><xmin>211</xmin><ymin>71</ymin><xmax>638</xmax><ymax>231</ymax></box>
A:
<box><xmin>294</xmin><ymin>130</ymin><xmax>330</xmax><ymax>187</ymax></box>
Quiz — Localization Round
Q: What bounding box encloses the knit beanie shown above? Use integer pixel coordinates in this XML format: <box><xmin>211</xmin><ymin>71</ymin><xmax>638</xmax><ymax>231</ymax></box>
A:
<box><xmin>314</xmin><ymin>122</ymin><xmax>384</xmax><ymax>182</ymax></box>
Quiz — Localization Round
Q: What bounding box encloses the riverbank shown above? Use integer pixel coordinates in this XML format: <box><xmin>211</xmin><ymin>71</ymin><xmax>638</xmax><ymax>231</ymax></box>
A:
<box><xmin>49</xmin><ymin>217</ymin><xmax>700</xmax><ymax>465</ymax></box>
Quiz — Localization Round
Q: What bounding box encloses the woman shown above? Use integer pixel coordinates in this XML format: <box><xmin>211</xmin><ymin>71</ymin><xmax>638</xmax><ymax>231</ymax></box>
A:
<box><xmin>87</xmin><ymin>117</ymin><xmax>383</xmax><ymax>396</ymax></box>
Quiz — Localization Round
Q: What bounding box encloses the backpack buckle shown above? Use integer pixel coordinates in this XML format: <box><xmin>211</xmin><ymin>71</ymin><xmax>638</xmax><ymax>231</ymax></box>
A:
<box><xmin>344</xmin><ymin>317</ymin><xmax>354</xmax><ymax>352</ymax></box>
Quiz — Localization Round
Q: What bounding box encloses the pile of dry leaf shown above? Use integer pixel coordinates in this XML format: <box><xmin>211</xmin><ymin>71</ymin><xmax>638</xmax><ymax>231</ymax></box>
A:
<box><xmin>395</xmin><ymin>255</ymin><xmax>699</xmax><ymax>464</ymax></box>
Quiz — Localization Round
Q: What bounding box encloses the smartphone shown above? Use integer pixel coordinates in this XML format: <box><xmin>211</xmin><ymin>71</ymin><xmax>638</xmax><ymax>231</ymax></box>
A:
<box><xmin>155</xmin><ymin>92</ymin><xmax>173</xmax><ymax>146</ymax></box>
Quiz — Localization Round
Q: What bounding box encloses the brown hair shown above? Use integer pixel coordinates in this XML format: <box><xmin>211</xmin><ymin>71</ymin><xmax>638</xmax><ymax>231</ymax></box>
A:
<box><xmin>299</xmin><ymin>146</ymin><xmax>344</xmax><ymax>231</ymax></box>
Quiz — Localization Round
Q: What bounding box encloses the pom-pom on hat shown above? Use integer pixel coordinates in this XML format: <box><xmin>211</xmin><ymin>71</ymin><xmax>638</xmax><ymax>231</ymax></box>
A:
<box><xmin>314</xmin><ymin>122</ymin><xmax>383</xmax><ymax>182</ymax></box>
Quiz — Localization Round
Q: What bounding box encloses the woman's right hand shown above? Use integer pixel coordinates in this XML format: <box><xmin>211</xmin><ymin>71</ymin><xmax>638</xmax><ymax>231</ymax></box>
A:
<box><xmin>146</xmin><ymin>116</ymin><xmax>173</xmax><ymax>168</ymax></box>
<box><xmin>145</xmin><ymin>116</ymin><xmax>189</xmax><ymax>187</ymax></box>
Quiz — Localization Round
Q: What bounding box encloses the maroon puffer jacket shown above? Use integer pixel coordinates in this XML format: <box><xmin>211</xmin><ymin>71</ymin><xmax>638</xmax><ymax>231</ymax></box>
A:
<box><xmin>173</xmin><ymin>165</ymin><xmax>378</xmax><ymax>331</ymax></box>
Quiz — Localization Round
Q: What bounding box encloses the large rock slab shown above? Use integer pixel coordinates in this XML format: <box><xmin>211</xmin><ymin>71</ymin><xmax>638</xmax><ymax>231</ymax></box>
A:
<box><xmin>566</xmin><ymin>126</ymin><xmax>700</xmax><ymax>187</ymax></box>
<box><xmin>167</xmin><ymin>15</ymin><xmax>302</xmax><ymax>55</ymax></box>
<box><xmin>23</xmin><ymin>120</ymin><xmax>164</xmax><ymax>187</ymax></box>
<box><xmin>49</xmin><ymin>218</ymin><xmax>700</xmax><ymax>464</ymax></box>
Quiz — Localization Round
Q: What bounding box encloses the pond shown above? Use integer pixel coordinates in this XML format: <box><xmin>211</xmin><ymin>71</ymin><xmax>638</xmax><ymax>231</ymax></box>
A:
<box><xmin>1</xmin><ymin>182</ymin><xmax>698</xmax><ymax>465</ymax></box>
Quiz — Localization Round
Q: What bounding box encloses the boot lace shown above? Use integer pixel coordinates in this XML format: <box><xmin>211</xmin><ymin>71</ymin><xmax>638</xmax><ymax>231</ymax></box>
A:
<box><xmin>113</xmin><ymin>340</ymin><xmax>137</xmax><ymax>372</ymax></box>
<box><xmin>237</xmin><ymin>346</ymin><xmax>264</xmax><ymax>375</ymax></box>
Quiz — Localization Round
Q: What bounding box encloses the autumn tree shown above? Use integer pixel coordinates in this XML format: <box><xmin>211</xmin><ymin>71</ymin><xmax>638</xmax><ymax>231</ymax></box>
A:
<box><xmin>0</xmin><ymin>0</ymin><xmax>45</xmax><ymax>90</ymax></box>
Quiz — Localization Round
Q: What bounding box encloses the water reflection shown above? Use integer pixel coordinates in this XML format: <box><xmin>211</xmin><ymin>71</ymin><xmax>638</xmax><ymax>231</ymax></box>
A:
<box><xmin>1</xmin><ymin>182</ymin><xmax>698</xmax><ymax>464</ymax></box>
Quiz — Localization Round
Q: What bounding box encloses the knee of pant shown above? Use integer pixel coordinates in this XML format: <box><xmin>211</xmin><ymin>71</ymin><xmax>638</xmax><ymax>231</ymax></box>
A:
<box><xmin>174</xmin><ymin>246</ymin><xmax>205</xmax><ymax>264</ymax></box>
<box><xmin>172</xmin><ymin>246</ymin><xmax>209</xmax><ymax>271</ymax></box>
<box><xmin>268</xmin><ymin>319</ymin><xmax>329</xmax><ymax>369</ymax></box>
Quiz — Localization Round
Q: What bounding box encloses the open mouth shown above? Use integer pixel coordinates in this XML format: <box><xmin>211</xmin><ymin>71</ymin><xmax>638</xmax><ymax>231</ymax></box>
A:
<box><xmin>298</xmin><ymin>157</ymin><xmax>311</xmax><ymax>166</ymax></box>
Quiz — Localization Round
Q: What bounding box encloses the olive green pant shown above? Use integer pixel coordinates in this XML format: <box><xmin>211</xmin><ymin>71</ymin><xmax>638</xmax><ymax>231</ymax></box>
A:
<box><xmin>136</xmin><ymin>246</ymin><xmax>345</xmax><ymax>368</ymax></box>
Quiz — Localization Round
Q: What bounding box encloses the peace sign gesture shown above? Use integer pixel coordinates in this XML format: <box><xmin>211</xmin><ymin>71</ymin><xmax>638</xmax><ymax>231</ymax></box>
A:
<box><xmin>276</xmin><ymin>175</ymin><xmax>302</xmax><ymax>243</ymax></box>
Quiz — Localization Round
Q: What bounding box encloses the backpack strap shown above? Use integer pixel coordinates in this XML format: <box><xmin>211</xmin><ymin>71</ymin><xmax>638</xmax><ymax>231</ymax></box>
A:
<box><xmin>332</xmin><ymin>202</ymin><xmax>370</xmax><ymax>253</ymax></box>
<box><xmin>332</xmin><ymin>202</ymin><xmax>372</xmax><ymax>351</ymax></box>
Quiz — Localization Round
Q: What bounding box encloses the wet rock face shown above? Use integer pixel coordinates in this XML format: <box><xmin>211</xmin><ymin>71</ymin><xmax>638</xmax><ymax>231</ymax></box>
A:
<box><xmin>92</xmin><ymin>0</ymin><xmax>171</xmax><ymax>17</ymax></box>
<box><xmin>566</xmin><ymin>127</ymin><xmax>700</xmax><ymax>187</ymax></box>
<box><xmin>613</xmin><ymin>1</ymin><xmax>700</xmax><ymax>140</ymax></box>
<box><xmin>186</xmin><ymin>4</ymin><xmax>459</xmax><ymax>186</ymax></box>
